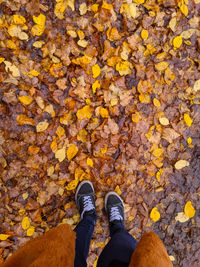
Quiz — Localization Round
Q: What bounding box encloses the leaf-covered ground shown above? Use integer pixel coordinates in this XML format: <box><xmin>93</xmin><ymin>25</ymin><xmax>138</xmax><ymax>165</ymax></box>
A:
<box><xmin>0</xmin><ymin>0</ymin><xmax>200</xmax><ymax>266</ymax></box>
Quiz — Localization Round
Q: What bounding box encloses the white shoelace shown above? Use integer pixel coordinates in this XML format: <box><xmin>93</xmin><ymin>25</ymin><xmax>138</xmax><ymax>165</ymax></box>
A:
<box><xmin>81</xmin><ymin>196</ymin><xmax>94</xmax><ymax>219</ymax></box>
<box><xmin>110</xmin><ymin>206</ymin><xmax>123</xmax><ymax>222</ymax></box>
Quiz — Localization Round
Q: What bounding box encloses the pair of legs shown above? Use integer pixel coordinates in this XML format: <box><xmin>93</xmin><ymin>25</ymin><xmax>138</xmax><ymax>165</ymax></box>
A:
<box><xmin>73</xmin><ymin>181</ymin><xmax>138</xmax><ymax>267</ymax></box>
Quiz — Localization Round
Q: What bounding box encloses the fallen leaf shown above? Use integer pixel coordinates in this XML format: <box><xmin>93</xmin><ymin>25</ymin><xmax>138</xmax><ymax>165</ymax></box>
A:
<box><xmin>18</xmin><ymin>95</ymin><xmax>33</xmax><ymax>105</ymax></box>
<box><xmin>175</xmin><ymin>212</ymin><xmax>189</xmax><ymax>223</ymax></box>
<box><xmin>175</xmin><ymin>160</ymin><xmax>189</xmax><ymax>170</ymax></box>
<box><xmin>92</xmin><ymin>64</ymin><xmax>101</xmax><ymax>78</ymax></box>
<box><xmin>155</xmin><ymin>61</ymin><xmax>169</xmax><ymax>71</ymax></box>
<box><xmin>115</xmin><ymin>185</ymin><xmax>121</xmax><ymax>195</ymax></box>
<box><xmin>67</xmin><ymin>144</ymin><xmax>78</xmax><ymax>161</ymax></box>
<box><xmin>36</xmin><ymin>121</ymin><xmax>49</xmax><ymax>132</ymax></box>
<box><xmin>22</xmin><ymin>216</ymin><xmax>30</xmax><ymax>230</ymax></box>
<box><xmin>27</xmin><ymin>226</ymin><xmax>35</xmax><ymax>236</ymax></box>
<box><xmin>159</xmin><ymin>117</ymin><xmax>169</xmax><ymax>126</ymax></box>
<box><xmin>141</xmin><ymin>29</ymin><xmax>148</xmax><ymax>40</ymax></box>
<box><xmin>184</xmin><ymin>201</ymin><xmax>195</xmax><ymax>218</ymax></box>
<box><xmin>16</xmin><ymin>114</ymin><xmax>35</xmax><ymax>126</ymax></box>
<box><xmin>0</xmin><ymin>234</ymin><xmax>10</xmax><ymax>241</ymax></box>
<box><xmin>173</xmin><ymin>36</ymin><xmax>182</xmax><ymax>48</ymax></box>
<box><xmin>150</xmin><ymin>207</ymin><xmax>160</xmax><ymax>222</ymax></box>
<box><xmin>13</xmin><ymin>14</ymin><xmax>26</xmax><ymax>24</ymax></box>
<box><xmin>76</xmin><ymin>105</ymin><xmax>92</xmax><ymax>120</ymax></box>
<box><xmin>65</xmin><ymin>179</ymin><xmax>79</xmax><ymax>190</ymax></box>
<box><xmin>87</xmin><ymin>158</ymin><xmax>93</xmax><ymax>167</ymax></box>
<box><xmin>55</xmin><ymin>147</ymin><xmax>66</xmax><ymax>162</ymax></box>
<box><xmin>99</xmin><ymin>107</ymin><xmax>109</xmax><ymax>118</ymax></box>
<box><xmin>184</xmin><ymin>113</ymin><xmax>193</xmax><ymax>127</ymax></box>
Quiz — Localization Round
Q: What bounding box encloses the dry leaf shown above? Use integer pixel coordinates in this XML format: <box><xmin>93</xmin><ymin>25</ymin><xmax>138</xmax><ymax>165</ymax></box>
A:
<box><xmin>175</xmin><ymin>212</ymin><xmax>189</xmax><ymax>223</ymax></box>
<box><xmin>184</xmin><ymin>114</ymin><xmax>193</xmax><ymax>127</ymax></box>
<box><xmin>0</xmin><ymin>234</ymin><xmax>10</xmax><ymax>241</ymax></box>
<box><xmin>55</xmin><ymin>147</ymin><xmax>66</xmax><ymax>162</ymax></box>
<box><xmin>36</xmin><ymin>121</ymin><xmax>49</xmax><ymax>132</ymax></box>
<box><xmin>184</xmin><ymin>201</ymin><xmax>195</xmax><ymax>218</ymax></box>
<box><xmin>18</xmin><ymin>95</ymin><xmax>33</xmax><ymax>105</ymax></box>
<box><xmin>22</xmin><ymin>216</ymin><xmax>30</xmax><ymax>230</ymax></box>
<box><xmin>159</xmin><ymin>117</ymin><xmax>169</xmax><ymax>126</ymax></box>
<box><xmin>27</xmin><ymin>226</ymin><xmax>35</xmax><ymax>236</ymax></box>
<box><xmin>175</xmin><ymin>160</ymin><xmax>189</xmax><ymax>170</ymax></box>
<box><xmin>150</xmin><ymin>207</ymin><xmax>160</xmax><ymax>222</ymax></box>
<box><xmin>67</xmin><ymin>144</ymin><xmax>78</xmax><ymax>161</ymax></box>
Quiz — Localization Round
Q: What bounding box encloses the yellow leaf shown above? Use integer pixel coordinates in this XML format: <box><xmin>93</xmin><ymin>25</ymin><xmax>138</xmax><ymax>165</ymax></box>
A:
<box><xmin>36</xmin><ymin>121</ymin><xmax>49</xmax><ymax>132</ymax></box>
<box><xmin>180</xmin><ymin>4</ymin><xmax>188</xmax><ymax>16</ymax></box>
<box><xmin>173</xmin><ymin>36</ymin><xmax>182</xmax><ymax>48</ymax></box>
<box><xmin>4</xmin><ymin>61</ymin><xmax>20</xmax><ymax>77</ymax></box>
<box><xmin>115</xmin><ymin>185</ymin><xmax>121</xmax><ymax>195</ymax></box>
<box><xmin>193</xmin><ymin>79</ymin><xmax>200</xmax><ymax>92</ymax></box>
<box><xmin>92</xmin><ymin>64</ymin><xmax>101</xmax><ymax>78</ymax></box>
<box><xmin>55</xmin><ymin>147</ymin><xmax>66</xmax><ymax>162</ymax></box>
<box><xmin>8</xmin><ymin>25</ymin><xmax>21</xmax><ymax>37</ymax></box>
<box><xmin>77</xmin><ymin>39</ymin><xmax>88</xmax><ymax>48</ymax></box>
<box><xmin>18</xmin><ymin>95</ymin><xmax>33</xmax><ymax>105</ymax></box>
<box><xmin>102</xmin><ymin>1</ymin><xmax>113</xmax><ymax>10</ymax></box>
<box><xmin>175</xmin><ymin>160</ymin><xmax>189</xmax><ymax>170</ymax></box>
<box><xmin>33</xmin><ymin>41</ymin><xmax>45</xmax><ymax>48</ymax></box>
<box><xmin>184</xmin><ymin>201</ymin><xmax>195</xmax><ymax>218</ymax></box>
<box><xmin>22</xmin><ymin>216</ymin><xmax>30</xmax><ymax>230</ymax></box>
<box><xmin>47</xmin><ymin>166</ymin><xmax>54</xmax><ymax>176</ymax></box>
<box><xmin>99</xmin><ymin>107</ymin><xmax>109</xmax><ymax>118</ymax></box>
<box><xmin>77</xmin><ymin>129</ymin><xmax>87</xmax><ymax>143</ymax></box>
<box><xmin>18</xmin><ymin>31</ymin><xmax>29</xmax><ymax>40</ymax></box>
<box><xmin>0</xmin><ymin>234</ymin><xmax>10</xmax><ymax>241</ymax></box>
<box><xmin>54</xmin><ymin>1</ymin><xmax>67</xmax><ymax>19</ymax></box>
<box><xmin>153</xmin><ymin>98</ymin><xmax>161</xmax><ymax>107</ymax></box>
<box><xmin>184</xmin><ymin>113</ymin><xmax>193</xmax><ymax>127</ymax></box>
<box><xmin>132</xmin><ymin>113</ymin><xmax>140</xmax><ymax>123</ymax></box>
<box><xmin>33</xmin><ymin>13</ymin><xmax>46</xmax><ymax>26</ymax></box>
<box><xmin>141</xmin><ymin>29</ymin><xmax>148</xmax><ymax>40</ymax></box>
<box><xmin>110</xmin><ymin>98</ymin><xmax>118</xmax><ymax>106</ymax></box>
<box><xmin>128</xmin><ymin>3</ymin><xmax>138</xmax><ymax>18</ymax></box>
<box><xmin>156</xmin><ymin>168</ymin><xmax>163</xmax><ymax>183</ymax></box>
<box><xmin>187</xmin><ymin>137</ymin><xmax>192</xmax><ymax>145</ymax></box>
<box><xmin>175</xmin><ymin>212</ymin><xmax>189</xmax><ymax>223</ymax></box>
<box><xmin>139</xmin><ymin>93</ymin><xmax>150</xmax><ymax>104</ymax></box>
<box><xmin>87</xmin><ymin>158</ymin><xmax>93</xmax><ymax>167</ymax></box>
<box><xmin>29</xmin><ymin>69</ymin><xmax>40</xmax><ymax>77</ymax></box>
<box><xmin>58</xmin><ymin>187</ymin><xmax>64</xmax><ymax>196</ymax></box>
<box><xmin>133</xmin><ymin>0</ymin><xmax>145</xmax><ymax>3</ymax></box>
<box><xmin>19</xmin><ymin>209</ymin><xmax>25</xmax><ymax>216</ymax></box>
<box><xmin>67</xmin><ymin>144</ymin><xmax>78</xmax><ymax>161</ymax></box>
<box><xmin>150</xmin><ymin>207</ymin><xmax>160</xmax><ymax>222</ymax></box>
<box><xmin>44</xmin><ymin>104</ymin><xmax>55</xmax><ymax>117</ymax></box>
<box><xmin>155</xmin><ymin>61</ymin><xmax>169</xmax><ymax>71</ymax></box>
<box><xmin>169</xmin><ymin>17</ymin><xmax>176</xmax><ymax>32</ymax></box>
<box><xmin>107</xmin><ymin>27</ymin><xmax>121</xmax><ymax>41</ymax></box>
<box><xmin>77</xmin><ymin>30</ymin><xmax>85</xmax><ymax>40</ymax></box>
<box><xmin>16</xmin><ymin>114</ymin><xmax>35</xmax><ymax>126</ymax></box>
<box><xmin>79</xmin><ymin>3</ymin><xmax>87</xmax><ymax>15</ymax></box>
<box><xmin>22</xmin><ymin>192</ymin><xmax>28</xmax><ymax>200</ymax></box>
<box><xmin>92</xmin><ymin>80</ymin><xmax>100</xmax><ymax>94</ymax></box>
<box><xmin>26</xmin><ymin>226</ymin><xmax>35</xmax><ymax>237</ymax></box>
<box><xmin>152</xmin><ymin>147</ymin><xmax>164</xmax><ymax>158</ymax></box>
<box><xmin>100</xmin><ymin>144</ymin><xmax>107</xmax><ymax>154</ymax></box>
<box><xmin>65</xmin><ymin>179</ymin><xmax>79</xmax><ymax>190</ymax></box>
<box><xmin>0</xmin><ymin>57</ymin><xmax>5</xmax><ymax>64</ymax></box>
<box><xmin>13</xmin><ymin>14</ymin><xmax>26</xmax><ymax>24</ymax></box>
<box><xmin>169</xmin><ymin>255</ymin><xmax>175</xmax><ymax>262</ymax></box>
<box><xmin>77</xmin><ymin>105</ymin><xmax>92</xmax><ymax>120</ymax></box>
<box><xmin>91</xmin><ymin>4</ymin><xmax>99</xmax><ymax>12</ymax></box>
<box><xmin>116</xmin><ymin>60</ymin><xmax>132</xmax><ymax>76</ymax></box>
<box><xmin>6</xmin><ymin>40</ymin><xmax>17</xmax><ymax>49</ymax></box>
<box><xmin>159</xmin><ymin>117</ymin><xmax>169</xmax><ymax>126</ymax></box>
<box><xmin>56</xmin><ymin>126</ymin><xmax>65</xmax><ymax>138</ymax></box>
<box><xmin>67</xmin><ymin>30</ymin><xmax>77</xmax><ymax>38</ymax></box>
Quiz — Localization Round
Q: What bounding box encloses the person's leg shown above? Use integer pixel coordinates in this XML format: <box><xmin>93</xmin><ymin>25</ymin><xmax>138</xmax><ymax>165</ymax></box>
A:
<box><xmin>74</xmin><ymin>214</ymin><xmax>96</xmax><ymax>267</ymax></box>
<box><xmin>74</xmin><ymin>181</ymin><xmax>97</xmax><ymax>267</ymax></box>
<box><xmin>97</xmin><ymin>192</ymin><xmax>137</xmax><ymax>267</ymax></box>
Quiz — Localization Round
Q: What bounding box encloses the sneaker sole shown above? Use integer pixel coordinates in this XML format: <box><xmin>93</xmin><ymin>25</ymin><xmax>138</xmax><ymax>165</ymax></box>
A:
<box><xmin>105</xmin><ymin>191</ymin><xmax>124</xmax><ymax>213</ymax></box>
<box><xmin>75</xmin><ymin>180</ymin><xmax>94</xmax><ymax>204</ymax></box>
